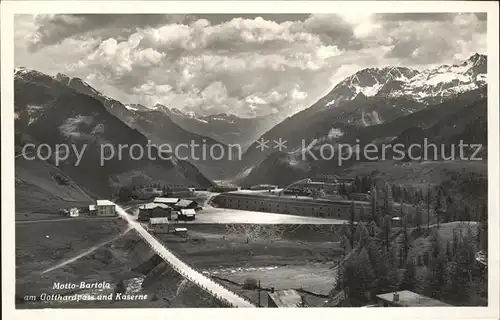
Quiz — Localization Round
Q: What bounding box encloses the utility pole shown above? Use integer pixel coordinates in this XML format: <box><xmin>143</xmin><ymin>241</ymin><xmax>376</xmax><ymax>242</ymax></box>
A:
<box><xmin>258</xmin><ymin>280</ymin><xmax>261</xmax><ymax>307</ymax></box>
<box><xmin>427</xmin><ymin>184</ymin><xmax>431</xmax><ymax>232</ymax></box>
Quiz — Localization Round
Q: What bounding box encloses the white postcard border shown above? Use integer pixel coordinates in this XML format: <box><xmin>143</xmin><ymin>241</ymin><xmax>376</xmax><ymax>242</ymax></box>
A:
<box><xmin>2</xmin><ymin>2</ymin><xmax>499</xmax><ymax>320</ymax></box>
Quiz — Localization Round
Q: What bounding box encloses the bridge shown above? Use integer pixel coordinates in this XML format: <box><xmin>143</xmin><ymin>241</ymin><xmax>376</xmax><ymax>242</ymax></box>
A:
<box><xmin>114</xmin><ymin>203</ymin><xmax>256</xmax><ymax>308</ymax></box>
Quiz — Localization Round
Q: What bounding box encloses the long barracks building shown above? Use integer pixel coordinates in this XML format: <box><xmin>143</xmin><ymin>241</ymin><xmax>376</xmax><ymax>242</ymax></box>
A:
<box><xmin>212</xmin><ymin>191</ymin><xmax>371</xmax><ymax>220</ymax></box>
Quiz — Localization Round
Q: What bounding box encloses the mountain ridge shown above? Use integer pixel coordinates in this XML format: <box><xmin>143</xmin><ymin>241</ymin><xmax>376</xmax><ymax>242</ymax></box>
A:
<box><xmin>236</xmin><ymin>53</ymin><xmax>487</xmax><ymax>177</ymax></box>
<box><xmin>238</xmin><ymin>87</ymin><xmax>487</xmax><ymax>187</ymax></box>
<box><xmin>317</xmin><ymin>53</ymin><xmax>486</xmax><ymax>109</ymax></box>
<box><xmin>46</xmin><ymin>73</ymin><xmax>241</xmax><ymax>180</ymax></box>
<box><xmin>14</xmin><ymin>68</ymin><xmax>215</xmax><ymax>198</ymax></box>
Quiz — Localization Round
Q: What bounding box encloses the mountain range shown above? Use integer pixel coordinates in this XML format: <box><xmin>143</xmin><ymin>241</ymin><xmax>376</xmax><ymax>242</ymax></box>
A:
<box><xmin>163</xmin><ymin>107</ymin><xmax>278</xmax><ymax>152</ymax></box>
<box><xmin>123</xmin><ymin>104</ymin><xmax>277</xmax><ymax>152</ymax></box>
<box><xmin>14</xmin><ymin>67</ymin><xmax>214</xmax><ymax>200</ymax></box>
<box><xmin>14</xmin><ymin>53</ymin><xmax>488</xmax><ymax>203</ymax></box>
<box><xmin>312</xmin><ymin>53</ymin><xmax>486</xmax><ymax>109</ymax></box>
<box><xmin>237</xmin><ymin>53</ymin><xmax>487</xmax><ymax>184</ymax></box>
<box><xmin>238</xmin><ymin>87</ymin><xmax>487</xmax><ymax>187</ymax></box>
<box><xmin>55</xmin><ymin>74</ymin><xmax>247</xmax><ymax>180</ymax></box>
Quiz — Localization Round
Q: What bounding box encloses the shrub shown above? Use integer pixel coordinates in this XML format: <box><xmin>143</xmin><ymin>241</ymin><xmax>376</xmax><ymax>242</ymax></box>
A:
<box><xmin>117</xmin><ymin>186</ymin><xmax>134</xmax><ymax>202</ymax></box>
<box><xmin>242</xmin><ymin>277</ymin><xmax>258</xmax><ymax>289</ymax></box>
<box><xmin>53</xmin><ymin>174</ymin><xmax>70</xmax><ymax>185</ymax></box>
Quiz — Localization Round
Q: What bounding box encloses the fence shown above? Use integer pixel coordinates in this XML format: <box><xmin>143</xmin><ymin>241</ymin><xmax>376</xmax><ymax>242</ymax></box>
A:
<box><xmin>131</xmin><ymin>219</ymin><xmax>255</xmax><ymax>307</ymax></box>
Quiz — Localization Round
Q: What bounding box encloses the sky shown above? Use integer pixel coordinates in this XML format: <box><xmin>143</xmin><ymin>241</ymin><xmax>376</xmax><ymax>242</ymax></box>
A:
<box><xmin>14</xmin><ymin>13</ymin><xmax>487</xmax><ymax>118</ymax></box>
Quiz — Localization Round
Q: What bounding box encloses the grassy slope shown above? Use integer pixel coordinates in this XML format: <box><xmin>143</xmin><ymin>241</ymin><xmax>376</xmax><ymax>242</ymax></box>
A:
<box><xmin>16</xmin><ymin>220</ymin><xmax>226</xmax><ymax>308</ymax></box>
<box><xmin>15</xmin><ymin>158</ymin><xmax>96</xmax><ymax>214</ymax></box>
<box><xmin>407</xmin><ymin>221</ymin><xmax>479</xmax><ymax>260</ymax></box>
<box><xmin>338</xmin><ymin>160</ymin><xmax>486</xmax><ymax>189</ymax></box>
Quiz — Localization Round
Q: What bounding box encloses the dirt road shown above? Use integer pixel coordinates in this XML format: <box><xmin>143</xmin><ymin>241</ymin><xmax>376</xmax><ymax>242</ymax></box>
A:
<box><xmin>114</xmin><ymin>203</ymin><xmax>256</xmax><ymax>308</ymax></box>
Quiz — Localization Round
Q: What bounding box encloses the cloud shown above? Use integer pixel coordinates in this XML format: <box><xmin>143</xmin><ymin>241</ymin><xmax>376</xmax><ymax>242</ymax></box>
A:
<box><xmin>375</xmin><ymin>13</ymin><xmax>487</xmax><ymax>64</ymax></box>
<box><xmin>295</xmin><ymin>14</ymin><xmax>361</xmax><ymax>50</ymax></box>
<box><xmin>23</xmin><ymin>14</ymin><xmax>189</xmax><ymax>51</ymax></box>
<box><xmin>374</xmin><ymin>13</ymin><xmax>458</xmax><ymax>22</ymax></box>
<box><xmin>14</xmin><ymin>13</ymin><xmax>487</xmax><ymax>118</ymax></box>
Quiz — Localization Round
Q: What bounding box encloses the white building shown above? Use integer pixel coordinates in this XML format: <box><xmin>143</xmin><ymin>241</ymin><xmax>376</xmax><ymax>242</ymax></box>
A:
<box><xmin>68</xmin><ymin>208</ymin><xmax>79</xmax><ymax>217</ymax></box>
<box><xmin>96</xmin><ymin>200</ymin><xmax>117</xmax><ymax>216</ymax></box>
<box><xmin>179</xmin><ymin>208</ymin><xmax>196</xmax><ymax>221</ymax></box>
<box><xmin>149</xmin><ymin>217</ymin><xmax>170</xmax><ymax>234</ymax></box>
<box><xmin>174</xmin><ymin>227</ymin><xmax>188</xmax><ymax>237</ymax></box>
<box><xmin>153</xmin><ymin>197</ymin><xmax>180</xmax><ymax>206</ymax></box>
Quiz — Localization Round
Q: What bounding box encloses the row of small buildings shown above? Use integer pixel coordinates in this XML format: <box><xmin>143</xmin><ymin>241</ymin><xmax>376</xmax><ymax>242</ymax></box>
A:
<box><xmin>60</xmin><ymin>200</ymin><xmax>118</xmax><ymax>218</ymax></box>
<box><xmin>138</xmin><ymin>197</ymin><xmax>200</xmax><ymax>221</ymax></box>
<box><xmin>137</xmin><ymin>197</ymin><xmax>201</xmax><ymax>235</ymax></box>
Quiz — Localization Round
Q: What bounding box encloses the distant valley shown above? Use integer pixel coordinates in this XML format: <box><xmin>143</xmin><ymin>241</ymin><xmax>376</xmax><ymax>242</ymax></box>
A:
<box><xmin>15</xmin><ymin>68</ymin><xmax>214</xmax><ymax>202</ymax></box>
<box><xmin>237</xmin><ymin>53</ymin><xmax>488</xmax><ymax>186</ymax></box>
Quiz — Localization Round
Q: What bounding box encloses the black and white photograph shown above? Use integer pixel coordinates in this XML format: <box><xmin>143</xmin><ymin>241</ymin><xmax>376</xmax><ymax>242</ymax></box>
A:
<box><xmin>1</xmin><ymin>1</ymin><xmax>499</xmax><ymax>317</ymax></box>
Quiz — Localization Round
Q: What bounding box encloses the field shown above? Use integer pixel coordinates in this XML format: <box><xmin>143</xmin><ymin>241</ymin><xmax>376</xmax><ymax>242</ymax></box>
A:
<box><xmin>15</xmin><ymin>158</ymin><xmax>95</xmax><ymax>214</ymax></box>
<box><xmin>339</xmin><ymin>160</ymin><xmax>487</xmax><ymax>188</ymax></box>
<box><xmin>180</xmin><ymin>207</ymin><xmax>348</xmax><ymax>224</ymax></box>
<box><xmin>16</xmin><ymin>183</ymin><xmax>483</xmax><ymax>309</ymax></box>
<box><xmin>211</xmin><ymin>262</ymin><xmax>336</xmax><ymax>305</ymax></box>
<box><xmin>15</xmin><ymin>211</ymin><xmax>345</xmax><ymax>308</ymax></box>
<box><xmin>408</xmin><ymin>221</ymin><xmax>479</xmax><ymax>260</ymax></box>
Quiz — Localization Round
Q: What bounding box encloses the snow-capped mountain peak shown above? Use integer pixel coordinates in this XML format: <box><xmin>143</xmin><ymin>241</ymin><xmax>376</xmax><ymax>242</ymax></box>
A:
<box><xmin>322</xmin><ymin>53</ymin><xmax>486</xmax><ymax>108</ymax></box>
<box><xmin>14</xmin><ymin>67</ymin><xmax>56</xmax><ymax>82</ymax></box>
<box><xmin>14</xmin><ymin>66</ymin><xmax>29</xmax><ymax>76</ymax></box>
<box><xmin>395</xmin><ymin>53</ymin><xmax>486</xmax><ymax>102</ymax></box>
<box><xmin>125</xmin><ymin>104</ymin><xmax>150</xmax><ymax>112</ymax></box>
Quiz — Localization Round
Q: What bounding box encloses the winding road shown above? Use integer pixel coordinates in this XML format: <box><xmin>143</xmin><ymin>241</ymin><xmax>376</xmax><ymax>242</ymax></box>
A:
<box><xmin>114</xmin><ymin>203</ymin><xmax>256</xmax><ymax>308</ymax></box>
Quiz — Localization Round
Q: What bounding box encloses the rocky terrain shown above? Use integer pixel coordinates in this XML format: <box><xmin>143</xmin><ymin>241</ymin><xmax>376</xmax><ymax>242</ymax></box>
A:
<box><xmin>237</xmin><ymin>54</ymin><xmax>488</xmax><ymax>186</ymax></box>
<box><xmin>15</xmin><ymin>68</ymin><xmax>214</xmax><ymax>199</ymax></box>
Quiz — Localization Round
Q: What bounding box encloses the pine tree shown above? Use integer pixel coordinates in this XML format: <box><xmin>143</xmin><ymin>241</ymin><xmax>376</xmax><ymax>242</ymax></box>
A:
<box><xmin>399</xmin><ymin>200</ymin><xmax>404</xmax><ymax>228</ymax></box>
<box><xmin>370</xmin><ymin>186</ymin><xmax>378</xmax><ymax>222</ymax></box>
<box><xmin>354</xmin><ymin>176</ymin><xmax>362</xmax><ymax>193</ymax></box>
<box><xmin>358</xmin><ymin>222</ymin><xmax>371</xmax><ymax>249</ymax></box>
<box><xmin>401</xmin><ymin>260</ymin><xmax>417</xmax><ymax>291</ymax></box>
<box><xmin>366</xmin><ymin>237</ymin><xmax>396</xmax><ymax>295</ymax></box>
<box><xmin>429</xmin><ymin>230</ymin><xmax>441</xmax><ymax>260</ymax></box>
<box><xmin>117</xmin><ymin>186</ymin><xmax>133</xmax><ymax>202</ymax></box>
<box><xmin>445</xmin><ymin>229</ymin><xmax>479</xmax><ymax>304</ymax></box>
<box><xmin>424</xmin><ymin>254</ymin><xmax>447</xmax><ymax>299</ymax></box>
<box><xmin>423</xmin><ymin>230</ymin><xmax>447</xmax><ymax>298</ymax></box>
<box><xmin>478</xmin><ymin>205</ymin><xmax>488</xmax><ymax>251</ymax></box>
<box><xmin>342</xmin><ymin>248</ymin><xmax>376</xmax><ymax>302</ymax></box>
<box><xmin>391</xmin><ymin>183</ymin><xmax>398</xmax><ymax>202</ymax></box>
<box><xmin>462</xmin><ymin>205</ymin><xmax>471</xmax><ymax>221</ymax></box>
<box><xmin>445</xmin><ymin>240</ymin><xmax>452</xmax><ymax>261</ymax></box>
<box><xmin>426</xmin><ymin>184</ymin><xmax>432</xmax><ymax>232</ymax></box>
<box><xmin>435</xmin><ymin>189</ymin><xmax>447</xmax><ymax>226</ymax></box>
<box><xmin>383</xmin><ymin>182</ymin><xmax>393</xmax><ymax>216</ymax></box>
<box><xmin>414</xmin><ymin>204</ymin><xmax>423</xmax><ymax>233</ymax></box>
<box><xmin>349</xmin><ymin>200</ymin><xmax>356</xmax><ymax>248</ymax></box>
<box><xmin>446</xmin><ymin>196</ymin><xmax>454</xmax><ymax>222</ymax></box>
<box><xmin>361</xmin><ymin>176</ymin><xmax>371</xmax><ymax>193</ymax></box>
<box><xmin>452</xmin><ymin>229</ymin><xmax>459</xmax><ymax>256</ymax></box>
<box><xmin>401</xmin><ymin>216</ymin><xmax>411</xmax><ymax>266</ymax></box>
<box><xmin>382</xmin><ymin>215</ymin><xmax>392</xmax><ymax>251</ymax></box>
<box><xmin>402</xmin><ymin>187</ymin><xmax>409</xmax><ymax>204</ymax></box>
<box><xmin>359</xmin><ymin>204</ymin><xmax>366</xmax><ymax>222</ymax></box>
